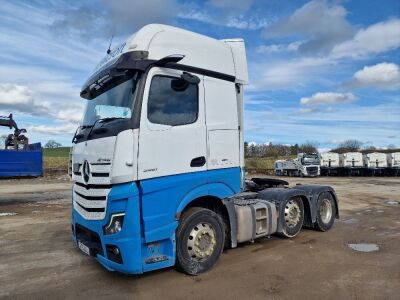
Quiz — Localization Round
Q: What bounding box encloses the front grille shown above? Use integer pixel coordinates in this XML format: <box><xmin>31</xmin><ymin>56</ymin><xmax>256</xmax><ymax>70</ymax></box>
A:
<box><xmin>72</xmin><ymin>161</ymin><xmax>112</xmax><ymax>220</ymax></box>
<box><xmin>75</xmin><ymin>224</ymin><xmax>104</xmax><ymax>257</ymax></box>
<box><xmin>306</xmin><ymin>166</ymin><xmax>318</xmax><ymax>176</ymax></box>
<box><xmin>73</xmin><ymin>182</ymin><xmax>111</xmax><ymax>220</ymax></box>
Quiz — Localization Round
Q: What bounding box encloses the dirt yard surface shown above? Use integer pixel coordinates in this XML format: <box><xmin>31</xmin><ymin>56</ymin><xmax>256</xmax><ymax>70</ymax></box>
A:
<box><xmin>0</xmin><ymin>176</ymin><xmax>399</xmax><ymax>300</ymax></box>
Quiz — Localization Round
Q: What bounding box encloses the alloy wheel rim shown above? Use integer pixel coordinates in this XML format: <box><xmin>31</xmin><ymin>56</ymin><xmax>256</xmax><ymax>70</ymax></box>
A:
<box><xmin>320</xmin><ymin>199</ymin><xmax>333</xmax><ymax>224</ymax></box>
<box><xmin>187</xmin><ymin>223</ymin><xmax>216</xmax><ymax>261</ymax></box>
<box><xmin>284</xmin><ymin>200</ymin><xmax>301</xmax><ymax>228</ymax></box>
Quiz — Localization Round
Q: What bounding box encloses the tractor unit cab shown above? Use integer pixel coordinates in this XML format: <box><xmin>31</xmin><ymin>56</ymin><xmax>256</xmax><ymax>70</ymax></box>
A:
<box><xmin>295</xmin><ymin>153</ymin><xmax>320</xmax><ymax>176</ymax></box>
<box><xmin>71</xmin><ymin>24</ymin><xmax>338</xmax><ymax>276</ymax></box>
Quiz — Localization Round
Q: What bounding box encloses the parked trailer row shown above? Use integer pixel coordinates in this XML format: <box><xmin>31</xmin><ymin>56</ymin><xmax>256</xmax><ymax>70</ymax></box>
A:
<box><xmin>320</xmin><ymin>152</ymin><xmax>400</xmax><ymax>176</ymax></box>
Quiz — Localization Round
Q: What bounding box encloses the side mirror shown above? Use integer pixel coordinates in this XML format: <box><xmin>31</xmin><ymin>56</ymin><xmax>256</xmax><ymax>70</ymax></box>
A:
<box><xmin>181</xmin><ymin>72</ymin><xmax>200</xmax><ymax>84</ymax></box>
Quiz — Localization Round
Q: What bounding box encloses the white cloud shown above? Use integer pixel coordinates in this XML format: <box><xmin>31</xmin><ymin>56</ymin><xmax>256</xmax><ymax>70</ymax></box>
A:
<box><xmin>300</xmin><ymin>92</ymin><xmax>356</xmax><ymax>105</ymax></box>
<box><xmin>249</xmin><ymin>57</ymin><xmax>331</xmax><ymax>90</ymax></box>
<box><xmin>348</xmin><ymin>62</ymin><xmax>400</xmax><ymax>90</ymax></box>
<box><xmin>0</xmin><ymin>83</ymin><xmax>49</xmax><ymax>116</ymax></box>
<box><xmin>56</xmin><ymin>108</ymin><xmax>84</xmax><ymax>123</ymax></box>
<box><xmin>331</xmin><ymin>19</ymin><xmax>400</xmax><ymax>59</ymax></box>
<box><xmin>296</xmin><ymin>108</ymin><xmax>320</xmax><ymax>114</ymax></box>
<box><xmin>208</xmin><ymin>0</ymin><xmax>253</xmax><ymax>12</ymax></box>
<box><xmin>325</xmin><ymin>107</ymin><xmax>336</xmax><ymax>113</ymax></box>
<box><xmin>256</xmin><ymin>41</ymin><xmax>301</xmax><ymax>54</ymax></box>
<box><xmin>178</xmin><ymin>10</ymin><xmax>269</xmax><ymax>30</ymax></box>
<box><xmin>263</xmin><ymin>0</ymin><xmax>354</xmax><ymax>55</ymax></box>
<box><xmin>52</xmin><ymin>0</ymin><xmax>177</xmax><ymax>39</ymax></box>
<box><xmin>27</xmin><ymin>123</ymin><xmax>77</xmax><ymax>135</ymax></box>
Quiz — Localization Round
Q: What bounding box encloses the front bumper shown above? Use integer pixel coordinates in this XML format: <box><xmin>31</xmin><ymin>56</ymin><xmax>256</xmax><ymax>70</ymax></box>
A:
<box><xmin>72</xmin><ymin>181</ymin><xmax>176</xmax><ymax>274</ymax></box>
<box><xmin>72</xmin><ymin>181</ymin><xmax>144</xmax><ymax>274</ymax></box>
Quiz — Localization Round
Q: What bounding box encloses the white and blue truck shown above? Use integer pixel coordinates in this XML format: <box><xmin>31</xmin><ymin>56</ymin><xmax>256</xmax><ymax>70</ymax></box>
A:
<box><xmin>70</xmin><ymin>24</ymin><xmax>338</xmax><ymax>275</ymax></box>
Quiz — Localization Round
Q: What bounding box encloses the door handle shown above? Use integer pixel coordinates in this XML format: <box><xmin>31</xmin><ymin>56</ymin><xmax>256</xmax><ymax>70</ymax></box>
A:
<box><xmin>190</xmin><ymin>156</ymin><xmax>206</xmax><ymax>167</ymax></box>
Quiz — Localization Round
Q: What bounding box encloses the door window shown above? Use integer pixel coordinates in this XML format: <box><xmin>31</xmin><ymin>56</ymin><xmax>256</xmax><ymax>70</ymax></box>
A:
<box><xmin>147</xmin><ymin>75</ymin><xmax>198</xmax><ymax>126</ymax></box>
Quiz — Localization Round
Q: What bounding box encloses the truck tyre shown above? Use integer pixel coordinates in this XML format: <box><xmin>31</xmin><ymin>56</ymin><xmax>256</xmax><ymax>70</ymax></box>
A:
<box><xmin>314</xmin><ymin>192</ymin><xmax>336</xmax><ymax>232</ymax></box>
<box><xmin>175</xmin><ymin>207</ymin><xmax>225</xmax><ymax>275</ymax></box>
<box><xmin>278</xmin><ymin>197</ymin><xmax>304</xmax><ymax>238</ymax></box>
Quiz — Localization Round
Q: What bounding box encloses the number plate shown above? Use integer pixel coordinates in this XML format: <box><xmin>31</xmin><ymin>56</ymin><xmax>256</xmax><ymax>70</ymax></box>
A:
<box><xmin>78</xmin><ymin>241</ymin><xmax>90</xmax><ymax>256</ymax></box>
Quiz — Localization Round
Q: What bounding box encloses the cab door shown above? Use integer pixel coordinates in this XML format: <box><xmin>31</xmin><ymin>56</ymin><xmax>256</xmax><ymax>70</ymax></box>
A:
<box><xmin>138</xmin><ymin>67</ymin><xmax>207</xmax><ymax>180</ymax></box>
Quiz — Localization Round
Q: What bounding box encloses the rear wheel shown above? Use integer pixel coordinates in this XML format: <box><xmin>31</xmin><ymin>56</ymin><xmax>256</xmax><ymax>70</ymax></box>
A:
<box><xmin>176</xmin><ymin>207</ymin><xmax>225</xmax><ymax>275</ymax></box>
<box><xmin>278</xmin><ymin>197</ymin><xmax>304</xmax><ymax>238</ymax></box>
<box><xmin>314</xmin><ymin>192</ymin><xmax>336</xmax><ymax>231</ymax></box>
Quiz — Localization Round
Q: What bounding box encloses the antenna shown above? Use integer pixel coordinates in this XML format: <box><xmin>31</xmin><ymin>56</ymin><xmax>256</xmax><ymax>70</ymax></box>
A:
<box><xmin>106</xmin><ymin>35</ymin><xmax>114</xmax><ymax>54</ymax></box>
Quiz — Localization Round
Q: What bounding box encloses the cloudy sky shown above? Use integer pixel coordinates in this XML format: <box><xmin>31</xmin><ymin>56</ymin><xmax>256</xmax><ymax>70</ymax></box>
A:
<box><xmin>0</xmin><ymin>0</ymin><xmax>399</xmax><ymax>150</ymax></box>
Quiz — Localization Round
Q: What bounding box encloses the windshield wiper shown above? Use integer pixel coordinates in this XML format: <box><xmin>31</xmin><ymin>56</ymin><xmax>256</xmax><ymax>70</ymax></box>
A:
<box><xmin>72</xmin><ymin>118</ymin><xmax>127</xmax><ymax>143</ymax></box>
<box><xmin>72</xmin><ymin>125</ymin><xmax>92</xmax><ymax>143</ymax></box>
<box><xmin>87</xmin><ymin>117</ymin><xmax>126</xmax><ymax>138</ymax></box>
<box><xmin>98</xmin><ymin>117</ymin><xmax>125</xmax><ymax>123</ymax></box>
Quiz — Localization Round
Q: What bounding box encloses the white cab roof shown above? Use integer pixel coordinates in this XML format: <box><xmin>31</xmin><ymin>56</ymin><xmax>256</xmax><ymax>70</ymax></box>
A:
<box><xmin>94</xmin><ymin>24</ymin><xmax>248</xmax><ymax>84</ymax></box>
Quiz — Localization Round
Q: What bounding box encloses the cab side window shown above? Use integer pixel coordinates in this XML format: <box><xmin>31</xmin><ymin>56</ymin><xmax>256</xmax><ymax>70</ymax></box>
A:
<box><xmin>147</xmin><ymin>75</ymin><xmax>198</xmax><ymax>126</ymax></box>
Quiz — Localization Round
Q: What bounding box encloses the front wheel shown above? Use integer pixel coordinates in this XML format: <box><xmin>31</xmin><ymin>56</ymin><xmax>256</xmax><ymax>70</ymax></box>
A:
<box><xmin>314</xmin><ymin>192</ymin><xmax>336</xmax><ymax>231</ymax></box>
<box><xmin>175</xmin><ymin>207</ymin><xmax>225</xmax><ymax>275</ymax></box>
<box><xmin>278</xmin><ymin>197</ymin><xmax>304</xmax><ymax>238</ymax></box>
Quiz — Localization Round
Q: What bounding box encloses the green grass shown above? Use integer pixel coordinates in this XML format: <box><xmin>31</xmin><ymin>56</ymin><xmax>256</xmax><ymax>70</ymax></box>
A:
<box><xmin>43</xmin><ymin>147</ymin><xmax>70</xmax><ymax>170</ymax></box>
<box><xmin>43</xmin><ymin>147</ymin><xmax>71</xmax><ymax>157</ymax></box>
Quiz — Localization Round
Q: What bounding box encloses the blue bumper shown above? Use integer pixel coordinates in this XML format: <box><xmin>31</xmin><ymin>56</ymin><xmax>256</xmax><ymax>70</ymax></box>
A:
<box><xmin>71</xmin><ymin>181</ymin><xmax>175</xmax><ymax>274</ymax></box>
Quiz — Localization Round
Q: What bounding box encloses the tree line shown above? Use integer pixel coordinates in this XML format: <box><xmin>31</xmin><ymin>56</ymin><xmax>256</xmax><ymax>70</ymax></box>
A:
<box><xmin>245</xmin><ymin>139</ymin><xmax>398</xmax><ymax>158</ymax></box>
<box><xmin>245</xmin><ymin>141</ymin><xmax>318</xmax><ymax>158</ymax></box>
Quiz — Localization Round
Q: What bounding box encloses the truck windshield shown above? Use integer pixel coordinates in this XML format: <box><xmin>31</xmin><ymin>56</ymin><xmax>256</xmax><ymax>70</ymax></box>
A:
<box><xmin>81</xmin><ymin>73</ymin><xmax>140</xmax><ymax>126</ymax></box>
<box><xmin>303</xmin><ymin>155</ymin><xmax>320</xmax><ymax>165</ymax></box>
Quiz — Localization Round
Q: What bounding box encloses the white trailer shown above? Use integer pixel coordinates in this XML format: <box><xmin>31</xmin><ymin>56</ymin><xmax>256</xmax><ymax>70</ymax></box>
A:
<box><xmin>364</xmin><ymin>152</ymin><xmax>388</xmax><ymax>168</ymax></box>
<box><xmin>363</xmin><ymin>152</ymin><xmax>388</xmax><ymax>175</ymax></box>
<box><xmin>320</xmin><ymin>152</ymin><xmax>341</xmax><ymax>176</ymax></box>
<box><xmin>387</xmin><ymin>152</ymin><xmax>400</xmax><ymax>168</ymax></box>
<box><xmin>321</xmin><ymin>152</ymin><xmax>341</xmax><ymax>168</ymax></box>
<box><xmin>274</xmin><ymin>153</ymin><xmax>320</xmax><ymax>177</ymax></box>
<box><xmin>342</xmin><ymin>152</ymin><xmax>364</xmax><ymax>175</ymax></box>
<box><xmin>388</xmin><ymin>152</ymin><xmax>400</xmax><ymax>176</ymax></box>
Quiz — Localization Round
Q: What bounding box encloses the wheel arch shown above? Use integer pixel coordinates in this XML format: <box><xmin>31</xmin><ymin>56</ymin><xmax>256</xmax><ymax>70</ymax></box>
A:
<box><xmin>299</xmin><ymin>195</ymin><xmax>313</xmax><ymax>228</ymax></box>
<box><xmin>176</xmin><ymin>182</ymin><xmax>238</xmax><ymax>249</ymax></box>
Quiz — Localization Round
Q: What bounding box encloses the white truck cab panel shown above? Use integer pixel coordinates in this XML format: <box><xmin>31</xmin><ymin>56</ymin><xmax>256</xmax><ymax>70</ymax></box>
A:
<box><xmin>204</xmin><ymin>76</ymin><xmax>240</xmax><ymax>170</ymax></box>
<box><xmin>138</xmin><ymin>67</ymin><xmax>207</xmax><ymax>180</ymax></box>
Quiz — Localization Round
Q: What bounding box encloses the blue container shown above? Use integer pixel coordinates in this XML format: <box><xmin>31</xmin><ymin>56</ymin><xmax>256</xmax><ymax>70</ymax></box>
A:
<box><xmin>0</xmin><ymin>143</ymin><xmax>43</xmax><ymax>177</ymax></box>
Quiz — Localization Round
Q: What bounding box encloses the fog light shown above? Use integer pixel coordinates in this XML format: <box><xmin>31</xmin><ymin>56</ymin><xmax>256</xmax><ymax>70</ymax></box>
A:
<box><xmin>113</xmin><ymin>247</ymin><xmax>120</xmax><ymax>256</ymax></box>
<box><xmin>104</xmin><ymin>213</ymin><xmax>125</xmax><ymax>235</ymax></box>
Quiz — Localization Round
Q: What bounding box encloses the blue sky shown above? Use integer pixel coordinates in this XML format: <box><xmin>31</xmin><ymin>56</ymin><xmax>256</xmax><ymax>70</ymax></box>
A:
<box><xmin>0</xmin><ymin>0</ymin><xmax>399</xmax><ymax>151</ymax></box>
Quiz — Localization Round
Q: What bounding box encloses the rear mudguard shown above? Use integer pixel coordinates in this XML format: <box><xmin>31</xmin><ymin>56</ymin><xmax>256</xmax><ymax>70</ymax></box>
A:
<box><xmin>257</xmin><ymin>185</ymin><xmax>339</xmax><ymax>232</ymax></box>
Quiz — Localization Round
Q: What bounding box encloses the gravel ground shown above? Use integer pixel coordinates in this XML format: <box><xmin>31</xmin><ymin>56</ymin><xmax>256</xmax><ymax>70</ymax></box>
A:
<box><xmin>0</xmin><ymin>176</ymin><xmax>399</xmax><ymax>300</ymax></box>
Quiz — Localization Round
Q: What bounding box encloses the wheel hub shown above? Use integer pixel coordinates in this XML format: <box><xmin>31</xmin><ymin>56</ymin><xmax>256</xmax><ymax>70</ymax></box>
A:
<box><xmin>187</xmin><ymin>223</ymin><xmax>216</xmax><ymax>261</ymax></box>
<box><xmin>284</xmin><ymin>200</ymin><xmax>301</xmax><ymax>228</ymax></box>
<box><xmin>320</xmin><ymin>199</ymin><xmax>333</xmax><ymax>224</ymax></box>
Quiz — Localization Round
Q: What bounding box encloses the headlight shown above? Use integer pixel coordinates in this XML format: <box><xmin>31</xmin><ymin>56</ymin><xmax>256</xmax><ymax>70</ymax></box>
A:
<box><xmin>104</xmin><ymin>213</ymin><xmax>125</xmax><ymax>235</ymax></box>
